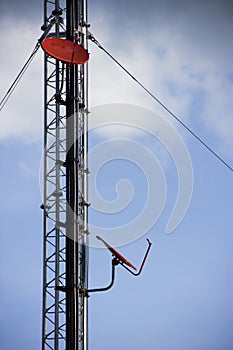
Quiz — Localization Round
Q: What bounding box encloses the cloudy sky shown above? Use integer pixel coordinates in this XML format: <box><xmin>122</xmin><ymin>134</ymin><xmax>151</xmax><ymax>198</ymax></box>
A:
<box><xmin>0</xmin><ymin>0</ymin><xmax>233</xmax><ymax>349</ymax></box>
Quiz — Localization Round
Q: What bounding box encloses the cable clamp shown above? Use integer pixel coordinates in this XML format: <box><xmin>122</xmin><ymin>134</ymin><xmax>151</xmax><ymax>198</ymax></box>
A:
<box><xmin>87</xmin><ymin>31</ymin><xmax>102</xmax><ymax>48</ymax></box>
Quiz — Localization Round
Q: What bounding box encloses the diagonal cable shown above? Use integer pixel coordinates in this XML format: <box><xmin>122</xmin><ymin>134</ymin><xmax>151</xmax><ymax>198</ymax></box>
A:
<box><xmin>88</xmin><ymin>33</ymin><xmax>233</xmax><ymax>173</ymax></box>
<box><xmin>0</xmin><ymin>42</ymin><xmax>40</xmax><ymax>112</ymax></box>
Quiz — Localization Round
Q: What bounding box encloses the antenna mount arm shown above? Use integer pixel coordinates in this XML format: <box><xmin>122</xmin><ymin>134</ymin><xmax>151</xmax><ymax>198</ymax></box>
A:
<box><xmin>120</xmin><ymin>239</ymin><xmax>152</xmax><ymax>276</ymax></box>
<box><xmin>87</xmin><ymin>258</ymin><xmax>119</xmax><ymax>294</ymax></box>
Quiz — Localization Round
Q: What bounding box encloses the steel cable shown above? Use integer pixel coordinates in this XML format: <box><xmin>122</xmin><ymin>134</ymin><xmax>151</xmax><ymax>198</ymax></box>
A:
<box><xmin>89</xmin><ymin>33</ymin><xmax>233</xmax><ymax>172</ymax></box>
<box><xmin>0</xmin><ymin>42</ymin><xmax>40</xmax><ymax>112</ymax></box>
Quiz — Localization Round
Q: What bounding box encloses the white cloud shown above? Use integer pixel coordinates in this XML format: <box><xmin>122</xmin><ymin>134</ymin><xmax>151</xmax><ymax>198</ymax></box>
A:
<box><xmin>1</xmin><ymin>6</ymin><xmax>232</xmax><ymax>160</ymax></box>
<box><xmin>0</xmin><ymin>19</ymin><xmax>43</xmax><ymax>143</ymax></box>
<box><xmin>89</xmin><ymin>10</ymin><xmax>233</xmax><ymax>158</ymax></box>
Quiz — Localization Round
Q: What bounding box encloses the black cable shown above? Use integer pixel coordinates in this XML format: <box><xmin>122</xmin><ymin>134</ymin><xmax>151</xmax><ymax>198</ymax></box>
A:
<box><xmin>0</xmin><ymin>42</ymin><xmax>40</xmax><ymax>112</ymax></box>
<box><xmin>89</xmin><ymin>34</ymin><xmax>233</xmax><ymax>173</ymax></box>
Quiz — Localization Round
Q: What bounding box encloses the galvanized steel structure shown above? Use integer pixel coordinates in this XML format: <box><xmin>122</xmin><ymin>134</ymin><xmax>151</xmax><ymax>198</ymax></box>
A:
<box><xmin>41</xmin><ymin>1</ymin><xmax>89</xmax><ymax>349</ymax></box>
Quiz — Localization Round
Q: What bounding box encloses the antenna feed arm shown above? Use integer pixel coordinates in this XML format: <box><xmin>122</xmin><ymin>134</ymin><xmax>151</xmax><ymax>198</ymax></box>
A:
<box><xmin>96</xmin><ymin>235</ymin><xmax>152</xmax><ymax>276</ymax></box>
<box><xmin>121</xmin><ymin>239</ymin><xmax>152</xmax><ymax>277</ymax></box>
<box><xmin>87</xmin><ymin>238</ymin><xmax>152</xmax><ymax>294</ymax></box>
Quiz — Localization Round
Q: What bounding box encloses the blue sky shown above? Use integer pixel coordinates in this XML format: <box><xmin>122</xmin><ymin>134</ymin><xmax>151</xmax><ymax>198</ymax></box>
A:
<box><xmin>0</xmin><ymin>0</ymin><xmax>233</xmax><ymax>349</ymax></box>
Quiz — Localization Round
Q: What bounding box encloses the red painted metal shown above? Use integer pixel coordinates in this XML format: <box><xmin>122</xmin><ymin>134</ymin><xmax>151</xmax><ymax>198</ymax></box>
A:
<box><xmin>96</xmin><ymin>236</ymin><xmax>137</xmax><ymax>271</ymax></box>
<box><xmin>42</xmin><ymin>37</ymin><xmax>89</xmax><ymax>64</ymax></box>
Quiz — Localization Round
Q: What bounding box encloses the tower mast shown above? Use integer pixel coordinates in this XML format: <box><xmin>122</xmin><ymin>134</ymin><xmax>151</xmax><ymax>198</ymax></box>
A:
<box><xmin>42</xmin><ymin>1</ymin><xmax>89</xmax><ymax>349</ymax></box>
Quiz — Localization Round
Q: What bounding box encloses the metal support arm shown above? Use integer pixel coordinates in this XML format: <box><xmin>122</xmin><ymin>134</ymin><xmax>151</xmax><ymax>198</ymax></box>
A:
<box><xmin>87</xmin><ymin>239</ymin><xmax>152</xmax><ymax>294</ymax></box>
<box><xmin>119</xmin><ymin>239</ymin><xmax>152</xmax><ymax>276</ymax></box>
<box><xmin>87</xmin><ymin>258</ymin><xmax>119</xmax><ymax>293</ymax></box>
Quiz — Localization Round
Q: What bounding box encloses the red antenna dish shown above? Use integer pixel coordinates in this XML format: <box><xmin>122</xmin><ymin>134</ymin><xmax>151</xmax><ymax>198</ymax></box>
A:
<box><xmin>96</xmin><ymin>236</ymin><xmax>137</xmax><ymax>271</ymax></box>
<box><xmin>41</xmin><ymin>37</ymin><xmax>89</xmax><ymax>64</ymax></box>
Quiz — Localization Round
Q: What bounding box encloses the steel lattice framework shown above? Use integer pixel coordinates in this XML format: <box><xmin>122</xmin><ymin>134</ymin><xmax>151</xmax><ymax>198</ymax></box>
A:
<box><xmin>41</xmin><ymin>1</ymin><xmax>89</xmax><ymax>349</ymax></box>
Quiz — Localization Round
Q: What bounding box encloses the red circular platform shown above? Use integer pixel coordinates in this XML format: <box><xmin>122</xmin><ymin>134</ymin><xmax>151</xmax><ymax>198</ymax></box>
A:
<box><xmin>41</xmin><ymin>37</ymin><xmax>89</xmax><ymax>64</ymax></box>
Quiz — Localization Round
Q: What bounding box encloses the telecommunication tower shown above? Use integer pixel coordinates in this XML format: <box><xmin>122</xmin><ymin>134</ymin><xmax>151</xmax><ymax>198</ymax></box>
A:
<box><xmin>2</xmin><ymin>0</ymin><xmax>229</xmax><ymax>348</ymax></box>
<box><xmin>41</xmin><ymin>1</ymin><xmax>151</xmax><ymax>350</ymax></box>
<box><xmin>41</xmin><ymin>1</ymin><xmax>89</xmax><ymax>349</ymax></box>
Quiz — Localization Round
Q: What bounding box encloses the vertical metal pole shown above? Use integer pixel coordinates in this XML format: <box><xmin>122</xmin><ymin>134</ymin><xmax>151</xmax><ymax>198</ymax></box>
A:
<box><xmin>65</xmin><ymin>1</ymin><xmax>78</xmax><ymax>348</ymax></box>
<box><xmin>65</xmin><ymin>1</ymin><xmax>89</xmax><ymax>349</ymax></box>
